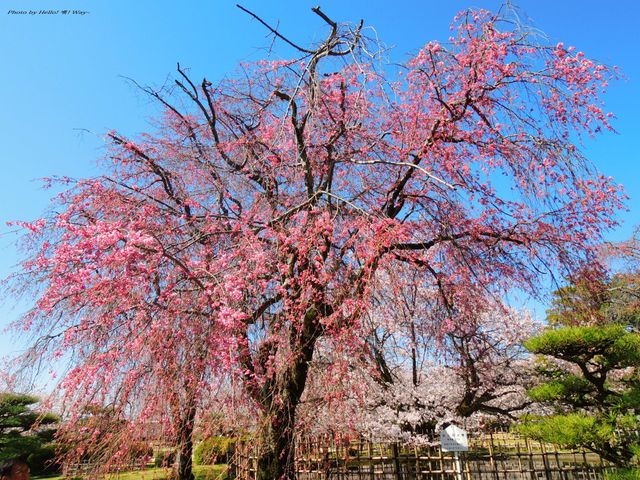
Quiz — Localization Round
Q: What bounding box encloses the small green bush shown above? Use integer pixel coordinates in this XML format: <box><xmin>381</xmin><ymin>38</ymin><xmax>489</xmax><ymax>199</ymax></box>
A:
<box><xmin>605</xmin><ymin>468</ymin><xmax>640</xmax><ymax>480</ymax></box>
<box><xmin>193</xmin><ymin>436</ymin><xmax>233</xmax><ymax>466</ymax></box>
<box><xmin>194</xmin><ymin>465</ymin><xmax>229</xmax><ymax>480</ymax></box>
<box><xmin>27</xmin><ymin>444</ymin><xmax>63</xmax><ymax>476</ymax></box>
<box><xmin>154</xmin><ymin>449</ymin><xmax>176</xmax><ymax>468</ymax></box>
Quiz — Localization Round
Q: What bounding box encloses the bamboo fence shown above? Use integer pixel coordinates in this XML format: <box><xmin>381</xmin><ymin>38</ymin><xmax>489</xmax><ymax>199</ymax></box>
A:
<box><xmin>230</xmin><ymin>431</ymin><xmax>621</xmax><ymax>480</ymax></box>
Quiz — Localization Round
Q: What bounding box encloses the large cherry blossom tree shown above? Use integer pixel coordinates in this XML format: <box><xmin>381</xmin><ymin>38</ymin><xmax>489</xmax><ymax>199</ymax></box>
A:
<box><xmin>296</xmin><ymin>285</ymin><xmax>542</xmax><ymax>442</ymax></box>
<box><xmin>360</xmin><ymin>303</ymin><xmax>541</xmax><ymax>440</ymax></box>
<box><xmin>7</xmin><ymin>5</ymin><xmax>623</xmax><ymax>479</ymax></box>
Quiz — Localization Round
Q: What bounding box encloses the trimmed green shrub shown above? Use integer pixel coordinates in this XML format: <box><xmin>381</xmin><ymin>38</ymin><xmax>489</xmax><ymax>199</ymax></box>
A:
<box><xmin>154</xmin><ymin>449</ymin><xmax>176</xmax><ymax>468</ymax></box>
<box><xmin>27</xmin><ymin>444</ymin><xmax>62</xmax><ymax>475</ymax></box>
<box><xmin>193</xmin><ymin>436</ymin><xmax>233</xmax><ymax>466</ymax></box>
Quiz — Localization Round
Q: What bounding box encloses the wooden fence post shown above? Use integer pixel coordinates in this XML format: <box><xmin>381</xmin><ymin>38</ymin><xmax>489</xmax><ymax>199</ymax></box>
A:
<box><xmin>540</xmin><ymin>441</ymin><xmax>552</xmax><ymax>480</ymax></box>
<box><xmin>392</xmin><ymin>442</ymin><xmax>402</xmax><ymax>480</ymax></box>
<box><xmin>488</xmin><ymin>431</ymin><xmax>500</xmax><ymax>480</ymax></box>
<box><xmin>440</xmin><ymin>442</ymin><xmax>449</xmax><ymax>480</ymax></box>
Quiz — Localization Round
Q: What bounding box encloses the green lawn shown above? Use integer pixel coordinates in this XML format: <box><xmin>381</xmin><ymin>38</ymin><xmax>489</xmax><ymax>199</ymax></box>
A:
<box><xmin>33</xmin><ymin>465</ymin><xmax>228</xmax><ymax>480</ymax></box>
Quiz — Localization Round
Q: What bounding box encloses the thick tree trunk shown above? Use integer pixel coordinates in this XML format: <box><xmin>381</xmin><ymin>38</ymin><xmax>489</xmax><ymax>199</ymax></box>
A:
<box><xmin>254</xmin><ymin>306</ymin><xmax>323</xmax><ymax>480</ymax></box>
<box><xmin>174</xmin><ymin>403</ymin><xmax>196</xmax><ymax>480</ymax></box>
<box><xmin>175</xmin><ymin>442</ymin><xmax>195</xmax><ymax>480</ymax></box>
<box><xmin>255</xmin><ymin>404</ymin><xmax>297</xmax><ymax>480</ymax></box>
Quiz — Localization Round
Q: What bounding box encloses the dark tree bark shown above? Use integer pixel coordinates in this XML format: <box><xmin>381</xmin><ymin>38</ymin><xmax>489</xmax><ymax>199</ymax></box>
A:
<box><xmin>254</xmin><ymin>307</ymin><xmax>323</xmax><ymax>480</ymax></box>
<box><xmin>255</xmin><ymin>401</ymin><xmax>297</xmax><ymax>480</ymax></box>
<box><xmin>174</xmin><ymin>403</ymin><xmax>196</xmax><ymax>480</ymax></box>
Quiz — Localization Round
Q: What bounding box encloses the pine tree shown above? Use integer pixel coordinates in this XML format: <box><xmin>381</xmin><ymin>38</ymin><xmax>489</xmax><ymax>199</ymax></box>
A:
<box><xmin>519</xmin><ymin>325</ymin><xmax>640</xmax><ymax>466</ymax></box>
<box><xmin>0</xmin><ymin>393</ymin><xmax>59</xmax><ymax>470</ymax></box>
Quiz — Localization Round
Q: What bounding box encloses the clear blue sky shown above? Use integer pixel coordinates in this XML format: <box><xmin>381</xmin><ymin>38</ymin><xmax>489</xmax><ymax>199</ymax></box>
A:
<box><xmin>1</xmin><ymin>0</ymin><xmax>639</xmax><ymax>359</ymax></box>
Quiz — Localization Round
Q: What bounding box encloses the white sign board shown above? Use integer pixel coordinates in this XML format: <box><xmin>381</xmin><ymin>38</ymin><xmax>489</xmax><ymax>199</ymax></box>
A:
<box><xmin>440</xmin><ymin>425</ymin><xmax>468</xmax><ymax>452</ymax></box>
